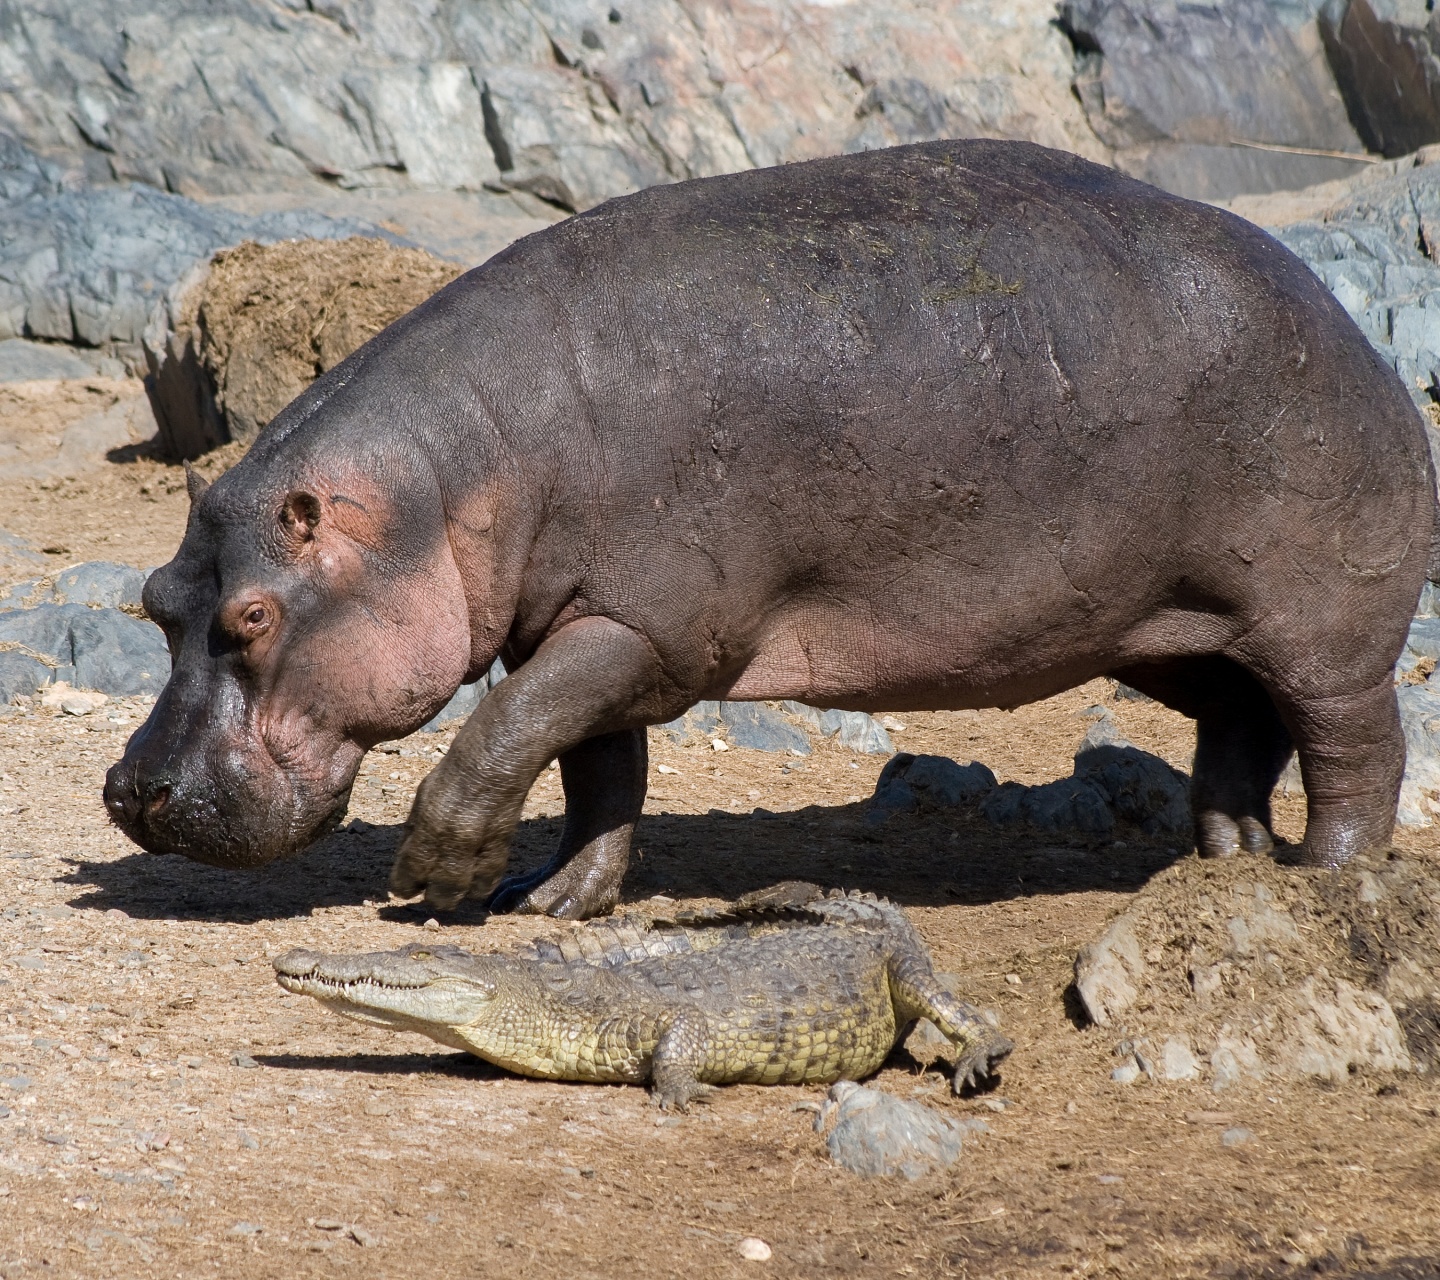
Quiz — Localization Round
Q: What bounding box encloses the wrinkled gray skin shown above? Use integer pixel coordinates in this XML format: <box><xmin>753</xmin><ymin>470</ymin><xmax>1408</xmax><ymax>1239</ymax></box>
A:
<box><xmin>104</xmin><ymin>140</ymin><xmax>1435</xmax><ymax>918</ymax></box>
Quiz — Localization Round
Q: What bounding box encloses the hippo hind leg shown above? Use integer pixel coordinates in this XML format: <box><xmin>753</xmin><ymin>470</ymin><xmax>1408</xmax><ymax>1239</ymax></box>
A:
<box><xmin>1115</xmin><ymin>655</ymin><xmax>1404</xmax><ymax>867</ymax></box>
<box><xmin>1114</xmin><ymin>657</ymin><xmax>1292</xmax><ymax>859</ymax></box>
<box><xmin>485</xmin><ymin>728</ymin><xmax>648</xmax><ymax>918</ymax></box>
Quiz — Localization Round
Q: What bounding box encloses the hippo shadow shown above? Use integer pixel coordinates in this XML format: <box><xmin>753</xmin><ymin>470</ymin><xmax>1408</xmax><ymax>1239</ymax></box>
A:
<box><xmin>60</xmin><ymin>801</ymin><xmax>1190</xmax><ymax>924</ymax></box>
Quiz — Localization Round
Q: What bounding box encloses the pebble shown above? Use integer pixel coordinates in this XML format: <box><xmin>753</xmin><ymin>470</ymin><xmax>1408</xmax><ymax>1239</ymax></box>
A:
<box><xmin>737</xmin><ymin>1237</ymin><xmax>772</xmax><ymax>1262</ymax></box>
<box><xmin>1004</xmin><ymin>973</ymin><xmax>1022</xmax><ymax>986</ymax></box>
<box><xmin>1111</xmin><ymin>1062</ymin><xmax>1141</xmax><ymax>1085</ymax></box>
<box><xmin>230</xmin><ymin>1052</ymin><xmax>258</xmax><ymax>1069</ymax></box>
<box><xmin>423</xmin><ymin>918</ymin><xmax>441</xmax><ymax>932</ymax></box>
<box><xmin>656</xmin><ymin>763</ymin><xmax>680</xmax><ymax>775</ymax></box>
<box><xmin>1221</xmin><ymin>1127</ymin><xmax>1254</xmax><ymax>1147</ymax></box>
<box><xmin>238</xmin><ymin>1130</ymin><xmax>259</xmax><ymax>1150</ymax></box>
<box><xmin>710</xmin><ymin>738</ymin><xmax>729</xmax><ymax>752</ymax></box>
<box><xmin>229</xmin><ymin>1222</ymin><xmax>263</xmax><ymax>1236</ymax></box>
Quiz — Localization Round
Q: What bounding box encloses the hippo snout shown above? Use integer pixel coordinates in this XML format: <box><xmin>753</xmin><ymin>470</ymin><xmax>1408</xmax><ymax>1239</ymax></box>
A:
<box><xmin>103</xmin><ymin>759</ymin><xmax>179</xmax><ymax>850</ymax></box>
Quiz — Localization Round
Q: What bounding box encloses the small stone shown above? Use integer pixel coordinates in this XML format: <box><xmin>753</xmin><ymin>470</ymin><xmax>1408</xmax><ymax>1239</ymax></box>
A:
<box><xmin>1004</xmin><ymin>973</ymin><xmax>1022</xmax><ymax>986</ymax></box>
<box><xmin>737</xmin><ymin>1237</ymin><xmax>772</xmax><ymax>1262</ymax></box>
<box><xmin>656</xmin><ymin>763</ymin><xmax>680</xmax><ymax>774</ymax></box>
<box><xmin>230</xmin><ymin>1052</ymin><xmax>258</xmax><ymax>1069</ymax></box>
<box><xmin>348</xmin><ymin>1225</ymin><xmax>378</xmax><ymax>1247</ymax></box>
<box><xmin>229</xmin><ymin>1222</ymin><xmax>263</xmax><ymax>1237</ymax></box>
<box><xmin>1111</xmin><ymin>1062</ymin><xmax>1141</xmax><ymax>1085</ymax></box>
<box><xmin>1281</xmin><ymin>1249</ymin><xmax>1307</xmax><ymax>1267</ymax></box>
<box><xmin>880</xmin><ymin>715</ymin><xmax>907</xmax><ymax>732</ymax></box>
<box><xmin>710</xmin><ymin>738</ymin><xmax>729</xmax><ymax>752</ymax></box>
<box><xmin>823</xmin><ymin>1082</ymin><xmax>965</xmax><ymax>1179</ymax></box>
<box><xmin>423</xmin><ymin>918</ymin><xmax>440</xmax><ymax>932</ymax></box>
<box><xmin>59</xmin><ymin>698</ymin><xmax>92</xmax><ymax>716</ymax></box>
<box><xmin>980</xmin><ymin>1097</ymin><xmax>1013</xmax><ymax>1112</ymax></box>
<box><xmin>1221</xmin><ymin>1127</ymin><xmax>1253</xmax><ymax>1147</ymax></box>
<box><xmin>1065</xmin><ymin>1101</ymin><xmax>1077</xmax><ymax>1115</ymax></box>
<box><xmin>238</xmin><ymin>1129</ymin><xmax>259</xmax><ymax>1150</ymax></box>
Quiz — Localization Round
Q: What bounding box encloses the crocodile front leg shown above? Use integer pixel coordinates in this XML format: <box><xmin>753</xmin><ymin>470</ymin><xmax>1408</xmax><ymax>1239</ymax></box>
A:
<box><xmin>887</xmin><ymin>957</ymin><xmax>1013</xmax><ymax>1093</ymax></box>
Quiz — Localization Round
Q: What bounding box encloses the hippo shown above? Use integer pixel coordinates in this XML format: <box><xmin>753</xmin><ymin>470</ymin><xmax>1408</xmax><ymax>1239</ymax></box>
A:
<box><xmin>104</xmin><ymin>140</ymin><xmax>1435</xmax><ymax>919</ymax></box>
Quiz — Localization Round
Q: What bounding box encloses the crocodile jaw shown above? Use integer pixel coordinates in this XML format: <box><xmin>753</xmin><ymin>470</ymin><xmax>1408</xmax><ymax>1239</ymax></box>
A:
<box><xmin>273</xmin><ymin>945</ymin><xmax>495</xmax><ymax>1048</ymax></box>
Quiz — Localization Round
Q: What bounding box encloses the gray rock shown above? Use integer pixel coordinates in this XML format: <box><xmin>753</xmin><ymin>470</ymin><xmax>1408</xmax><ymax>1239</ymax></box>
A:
<box><xmin>1319</xmin><ymin>0</ymin><xmax>1440</xmax><ymax>157</ymax></box>
<box><xmin>1221</xmin><ymin>1125</ymin><xmax>1254</xmax><ymax>1147</ymax></box>
<box><xmin>0</xmin><ymin>602</ymin><xmax>167</xmax><ymax>695</ymax></box>
<box><xmin>1074</xmin><ymin>735</ymin><xmax>1191</xmax><ymax>835</ymax></box>
<box><xmin>420</xmin><ymin>657</ymin><xmax>507</xmax><ymax>731</ymax></box>
<box><xmin>50</xmin><ymin>562</ymin><xmax>147</xmax><ymax>611</ymax></box>
<box><xmin>782</xmin><ymin>703</ymin><xmax>894</xmax><ymax>754</ymax></box>
<box><xmin>821</xmin><ymin>1081</ymin><xmax>966</xmax><ymax>1180</ymax></box>
<box><xmin>658</xmin><ymin>700</ymin><xmax>724</xmax><ymax>744</ymax></box>
<box><xmin>0</xmin><ymin>338</ymin><xmax>119</xmax><ymax>381</ymax></box>
<box><xmin>1060</xmin><ymin>0</ymin><xmax>1370</xmax><ymax>200</ymax></box>
<box><xmin>1397</xmin><ymin>683</ymin><xmax>1440</xmax><ymax>825</ymax></box>
<box><xmin>718</xmin><ymin>702</ymin><xmax>812</xmax><ymax>755</ymax></box>
<box><xmin>0</xmin><ymin>0</ymin><xmax>1101</xmax><ymax>216</ymax></box>
<box><xmin>980</xmin><ymin>777</ymin><xmax>1116</xmax><ymax>834</ymax></box>
<box><xmin>420</xmin><ymin>681</ymin><xmax>484</xmax><ymax>732</ymax></box>
<box><xmin>869</xmin><ymin>754</ymin><xmax>997</xmax><ymax>815</ymax></box>
<box><xmin>0</xmin><ymin>650</ymin><xmax>51</xmax><ymax>703</ymax></box>
<box><xmin>0</xmin><ymin>182</ymin><xmax>398</xmax><ymax>376</ymax></box>
<box><xmin>69</xmin><ymin>609</ymin><xmax>169</xmax><ymax>696</ymax></box>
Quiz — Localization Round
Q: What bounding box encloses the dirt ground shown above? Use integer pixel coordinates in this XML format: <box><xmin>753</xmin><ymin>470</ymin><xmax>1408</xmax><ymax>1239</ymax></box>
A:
<box><xmin>1</xmin><ymin>380</ymin><xmax>1439</xmax><ymax>1280</ymax></box>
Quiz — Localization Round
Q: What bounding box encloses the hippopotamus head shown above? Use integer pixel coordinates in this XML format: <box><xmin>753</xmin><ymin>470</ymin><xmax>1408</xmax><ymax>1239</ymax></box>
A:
<box><xmin>103</xmin><ymin>414</ymin><xmax>476</xmax><ymax>868</ymax></box>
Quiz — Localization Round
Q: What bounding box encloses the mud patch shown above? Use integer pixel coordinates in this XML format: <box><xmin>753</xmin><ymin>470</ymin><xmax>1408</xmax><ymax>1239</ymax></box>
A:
<box><xmin>1075</xmin><ymin>850</ymin><xmax>1440</xmax><ymax>1089</ymax></box>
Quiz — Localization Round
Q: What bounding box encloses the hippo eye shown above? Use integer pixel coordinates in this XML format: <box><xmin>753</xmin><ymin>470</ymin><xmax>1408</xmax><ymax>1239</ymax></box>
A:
<box><xmin>242</xmin><ymin>605</ymin><xmax>269</xmax><ymax>633</ymax></box>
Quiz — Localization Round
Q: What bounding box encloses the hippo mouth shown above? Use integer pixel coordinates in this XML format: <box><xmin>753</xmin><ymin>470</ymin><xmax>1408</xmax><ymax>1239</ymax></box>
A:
<box><xmin>103</xmin><ymin>756</ymin><xmax>358</xmax><ymax>868</ymax></box>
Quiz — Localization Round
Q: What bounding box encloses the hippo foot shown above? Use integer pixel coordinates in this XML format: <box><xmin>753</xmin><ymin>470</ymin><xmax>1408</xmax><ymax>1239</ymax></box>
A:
<box><xmin>484</xmin><ymin>851</ymin><xmax>626</xmax><ymax>919</ymax></box>
<box><xmin>1196</xmin><ymin>811</ymin><xmax>1274</xmax><ymax>859</ymax></box>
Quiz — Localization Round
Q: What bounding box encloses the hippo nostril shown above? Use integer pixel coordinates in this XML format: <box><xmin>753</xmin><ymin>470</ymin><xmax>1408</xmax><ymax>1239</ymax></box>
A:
<box><xmin>145</xmin><ymin>785</ymin><xmax>171</xmax><ymax>818</ymax></box>
<box><xmin>102</xmin><ymin>770</ymin><xmax>142</xmax><ymax>827</ymax></box>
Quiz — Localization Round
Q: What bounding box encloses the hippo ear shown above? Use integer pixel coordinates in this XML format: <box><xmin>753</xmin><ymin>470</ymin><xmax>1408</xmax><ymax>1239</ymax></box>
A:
<box><xmin>184</xmin><ymin>462</ymin><xmax>209</xmax><ymax>505</ymax></box>
<box><xmin>279</xmin><ymin>491</ymin><xmax>322</xmax><ymax>545</ymax></box>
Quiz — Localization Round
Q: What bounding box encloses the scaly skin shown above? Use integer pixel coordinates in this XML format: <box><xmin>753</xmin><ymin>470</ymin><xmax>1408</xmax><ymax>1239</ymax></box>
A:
<box><xmin>274</xmin><ymin>885</ymin><xmax>1013</xmax><ymax>1109</ymax></box>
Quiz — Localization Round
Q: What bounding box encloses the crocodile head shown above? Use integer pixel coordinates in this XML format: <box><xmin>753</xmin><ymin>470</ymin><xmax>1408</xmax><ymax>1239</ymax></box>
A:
<box><xmin>273</xmin><ymin>942</ymin><xmax>505</xmax><ymax>1051</ymax></box>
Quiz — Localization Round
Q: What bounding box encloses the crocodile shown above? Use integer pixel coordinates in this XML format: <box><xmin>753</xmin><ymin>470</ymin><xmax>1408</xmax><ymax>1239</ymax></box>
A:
<box><xmin>273</xmin><ymin>883</ymin><xmax>1013</xmax><ymax>1109</ymax></box>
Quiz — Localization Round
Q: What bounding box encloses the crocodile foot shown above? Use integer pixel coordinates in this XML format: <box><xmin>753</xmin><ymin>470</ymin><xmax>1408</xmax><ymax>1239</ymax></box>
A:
<box><xmin>951</xmin><ymin>1028</ymin><xmax>1015</xmax><ymax>1094</ymax></box>
<box><xmin>648</xmin><ymin>1080</ymin><xmax>717</xmax><ymax>1113</ymax></box>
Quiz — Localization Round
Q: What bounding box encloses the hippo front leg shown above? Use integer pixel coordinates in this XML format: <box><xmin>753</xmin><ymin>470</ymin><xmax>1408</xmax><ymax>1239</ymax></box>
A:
<box><xmin>485</xmin><ymin>728</ymin><xmax>648</xmax><ymax>917</ymax></box>
<box><xmin>389</xmin><ymin>617</ymin><xmax>667</xmax><ymax>914</ymax></box>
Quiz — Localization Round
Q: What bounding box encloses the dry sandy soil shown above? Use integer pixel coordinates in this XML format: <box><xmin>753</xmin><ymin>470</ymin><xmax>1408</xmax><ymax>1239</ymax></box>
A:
<box><xmin>0</xmin><ymin>377</ymin><xmax>1438</xmax><ymax>1280</ymax></box>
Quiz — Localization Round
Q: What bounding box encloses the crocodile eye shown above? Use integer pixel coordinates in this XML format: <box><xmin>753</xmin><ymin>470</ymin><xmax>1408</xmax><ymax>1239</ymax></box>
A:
<box><xmin>410</xmin><ymin>951</ymin><xmax>431</xmax><ymax>960</ymax></box>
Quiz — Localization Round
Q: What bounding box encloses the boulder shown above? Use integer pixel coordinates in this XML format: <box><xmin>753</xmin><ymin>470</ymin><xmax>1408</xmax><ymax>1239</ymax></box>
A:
<box><xmin>1072</xmin><ymin>851</ymin><xmax>1439</xmax><ymax>1087</ymax></box>
<box><xmin>1073</xmin><ymin>722</ymin><xmax>1191</xmax><ymax>835</ymax></box>
<box><xmin>782</xmin><ymin>703</ymin><xmax>894</xmax><ymax>755</ymax></box>
<box><xmin>146</xmin><ymin>238</ymin><xmax>464</xmax><ymax>454</ymax></box>
<box><xmin>0</xmin><ymin>175</ymin><xmax>395</xmax><ymax>376</ymax></box>
<box><xmin>0</xmin><ymin>0</ymin><xmax>1102</xmax><ymax>212</ymax></box>
<box><xmin>1319</xmin><ymin>0</ymin><xmax>1440</xmax><ymax>158</ymax></box>
<box><xmin>0</xmin><ymin>562</ymin><xmax>147</xmax><ymax>612</ymax></box>
<box><xmin>818</xmin><ymin>1081</ymin><xmax>967</xmax><ymax>1180</ymax></box>
<box><xmin>870</xmin><ymin>754</ymin><xmax>998</xmax><ymax>815</ymax></box>
<box><xmin>1059</xmin><ymin>0</ymin><xmax>1371</xmax><ymax>200</ymax></box>
<box><xmin>0</xmin><ymin>650</ymin><xmax>52</xmax><ymax>704</ymax></box>
<box><xmin>980</xmin><ymin>777</ymin><xmax>1117</xmax><ymax>834</ymax></box>
<box><xmin>0</xmin><ymin>602</ymin><xmax>167</xmax><ymax>696</ymax></box>
<box><xmin>660</xmin><ymin>699</ymin><xmax>892</xmax><ymax>756</ymax></box>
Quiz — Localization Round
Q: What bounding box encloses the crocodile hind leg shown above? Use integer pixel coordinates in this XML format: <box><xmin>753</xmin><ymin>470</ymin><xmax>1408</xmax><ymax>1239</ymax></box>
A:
<box><xmin>648</xmin><ymin>1009</ymin><xmax>717</xmax><ymax>1112</ymax></box>
<box><xmin>887</xmin><ymin>956</ymin><xmax>1013</xmax><ymax>1093</ymax></box>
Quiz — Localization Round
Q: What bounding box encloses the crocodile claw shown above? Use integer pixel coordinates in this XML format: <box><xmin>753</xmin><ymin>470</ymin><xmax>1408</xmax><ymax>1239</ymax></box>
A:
<box><xmin>951</xmin><ymin>1029</ymin><xmax>1015</xmax><ymax>1094</ymax></box>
